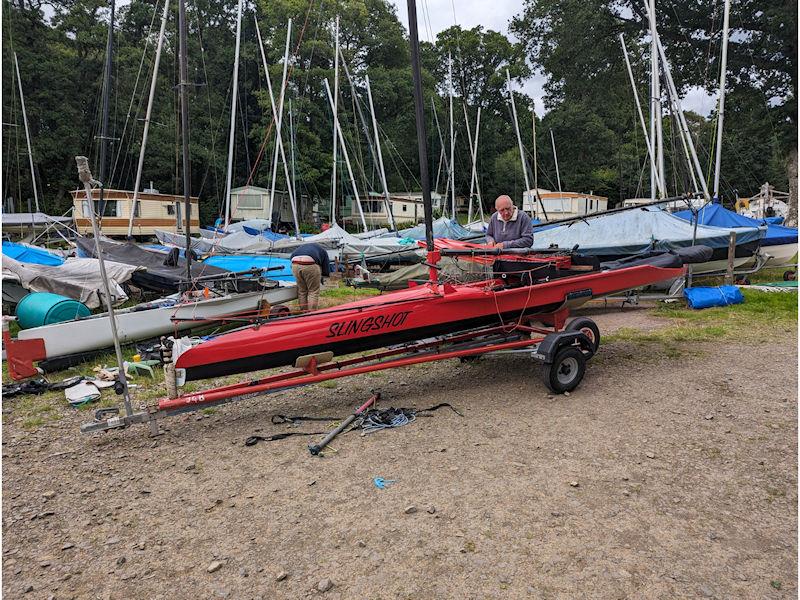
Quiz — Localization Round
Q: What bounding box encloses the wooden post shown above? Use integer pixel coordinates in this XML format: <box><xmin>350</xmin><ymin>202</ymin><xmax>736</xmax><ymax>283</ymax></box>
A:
<box><xmin>724</xmin><ymin>231</ymin><xmax>736</xmax><ymax>285</ymax></box>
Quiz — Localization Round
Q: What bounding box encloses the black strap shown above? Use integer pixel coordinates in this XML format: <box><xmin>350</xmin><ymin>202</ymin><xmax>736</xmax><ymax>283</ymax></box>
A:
<box><xmin>245</xmin><ymin>431</ymin><xmax>328</xmax><ymax>446</ymax></box>
<box><xmin>270</xmin><ymin>414</ymin><xmax>343</xmax><ymax>425</ymax></box>
<box><xmin>417</xmin><ymin>402</ymin><xmax>464</xmax><ymax>417</ymax></box>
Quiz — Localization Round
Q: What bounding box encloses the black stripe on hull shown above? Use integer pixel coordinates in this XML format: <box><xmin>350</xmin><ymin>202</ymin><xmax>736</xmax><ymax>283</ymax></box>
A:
<box><xmin>183</xmin><ymin>302</ymin><xmax>564</xmax><ymax>381</ymax></box>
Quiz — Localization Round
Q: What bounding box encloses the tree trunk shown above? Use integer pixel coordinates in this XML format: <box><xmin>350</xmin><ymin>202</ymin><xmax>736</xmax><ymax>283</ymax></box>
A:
<box><xmin>787</xmin><ymin>149</ymin><xmax>798</xmax><ymax>227</ymax></box>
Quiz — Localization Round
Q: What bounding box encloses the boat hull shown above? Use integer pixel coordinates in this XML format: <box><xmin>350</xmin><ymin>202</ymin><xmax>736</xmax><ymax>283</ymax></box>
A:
<box><xmin>16</xmin><ymin>286</ymin><xmax>297</xmax><ymax>359</ymax></box>
<box><xmin>176</xmin><ymin>264</ymin><xmax>684</xmax><ymax>381</ymax></box>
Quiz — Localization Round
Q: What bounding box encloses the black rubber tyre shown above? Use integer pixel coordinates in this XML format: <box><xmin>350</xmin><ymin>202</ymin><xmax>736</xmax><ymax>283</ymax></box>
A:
<box><xmin>542</xmin><ymin>346</ymin><xmax>586</xmax><ymax>394</ymax></box>
<box><xmin>565</xmin><ymin>317</ymin><xmax>600</xmax><ymax>356</ymax></box>
<box><xmin>783</xmin><ymin>270</ymin><xmax>796</xmax><ymax>282</ymax></box>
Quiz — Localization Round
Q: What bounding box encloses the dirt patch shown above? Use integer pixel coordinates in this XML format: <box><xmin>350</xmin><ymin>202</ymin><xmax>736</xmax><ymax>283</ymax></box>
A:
<box><xmin>3</xmin><ymin>308</ymin><xmax>797</xmax><ymax>599</ymax></box>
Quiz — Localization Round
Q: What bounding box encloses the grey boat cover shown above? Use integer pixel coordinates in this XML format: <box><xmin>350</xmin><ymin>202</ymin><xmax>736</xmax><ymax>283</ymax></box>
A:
<box><xmin>2</xmin><ymin>256</ymin><xmax>138</xmax><ymax>308</ymax></box>
<box><xmin>155</xmin><ymin>229</ymin><xmax>275</xmax><ymax>254</ymax></box>
<box><xmin>531</xmin><ymin>206</ymin><xmax>765</xmax><ymax>256</ymax></box>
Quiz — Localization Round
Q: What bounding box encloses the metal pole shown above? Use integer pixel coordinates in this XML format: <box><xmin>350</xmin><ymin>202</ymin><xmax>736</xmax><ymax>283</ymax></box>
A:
<box><xmin>223</xmin><ymin>0</ymin><xmax>243</xmax><ymax>230</ymax></box>
<box><xmin>75</xmin><ymin>156</ymin><xmax>133</xmax><ymax>417</ymax></box>
<box><xmin>406</xmin><ymin>0</ymin><xmax>434</xmax><ymax>252</ymax></box>
<box><xmin>13</xmin><ymin>52</ymin><xmax>38</xmax><ymax>212</ymax></box>
<box><xmin>331</xmin><ymin>16</ymin><xmax>340</xmax><ymax>224</ymax></box>
<box><xmin>645</xmin><ymin>1</ymin><xmax>710</xmax><ymax>200</ymax></box>
<box><xmin>619</xmin><ymin>34</ymin><xmax>665</xmax><ymax>197</ymax></box>
<box><xmin>724</xmin><ymin>230</ymin><xmax>736</xmax><ymax>285</ymax></box>
<box><xmin>648</xmin><ymin>0</ymin><xmax>656</xmax><ymax>200</ymax></box>
<box><xmin>506</xmin><ymin>69</ymin><xmax>532</xmax><ymax>213</ymax></box>
<box><xmin>255</xmin><ymin>18</ymin><xmax>299</xmax><ymax>237</ymax></box>
<box><xmin>463</xmin><ymin>104</ymin><xmax>481</xmax><ymax>224</ymax></box>
<box><xmin>268</xmin><ymin>19</ymin><xmax>293</xmax><ymax>230</ymax></box>
<box><xmin>712</xmin><ymin>0</ymin><xmax>731</xmax><ymax>201</ymax></box>
<box><xmin>127</xmin><ymin>0</ymin><xmax>170</xmax><ymax>238</ymax></box>
<box><xmin>448</xmin><ymin>54</ymin><xmax>455</xmax><ymax>219</ymax></box>
<box><xmin>650</xmin><ymin>0</ymin><xmax>665</xmax><ymax>198</ymax></box>
<box><xmin>178</xmin><ymin>0</ymin><xmax>192</xmax><ymax>280</ymax></box>
<box><xmin>365</xmin><ymin>74</ymin><xmax>396</xmax><ymax>230</ymax></box>
<box><xmin>99</xmin><ymin>0</ymin><xmax>115</xmax><ymax>186</ymax></box>
<box><xmin>550</xmin><ymin>129</ymin><xmax>563</xmax><ymax>197</ymax></box>
<box><xmin>289</xmin><ymin>99</ymin><xmax>298</xmax><ymax>224</ymax></box>
<box><xmin>431</xmin><ymin>98</ymin><xmax>448</xmax><ymax>198</ymax></box>
<box><xmin>324</xmin><ymin>78</ymin><xmax>367</xmax><ymax>232</ymax></box>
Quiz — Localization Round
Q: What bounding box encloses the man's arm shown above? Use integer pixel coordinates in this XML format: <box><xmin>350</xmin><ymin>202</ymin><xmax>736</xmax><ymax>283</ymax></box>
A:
<box><xmin>501</xmin><ymin>212</ymin><xmax>533</xmax><ymax>248</ymax></box>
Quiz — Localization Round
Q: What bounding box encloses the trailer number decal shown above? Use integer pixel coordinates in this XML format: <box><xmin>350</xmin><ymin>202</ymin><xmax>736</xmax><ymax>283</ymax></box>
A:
<box><xmin>327</xmin><ymin>310</ymin><xmax>413</xmax><ymax>338</ymax></box>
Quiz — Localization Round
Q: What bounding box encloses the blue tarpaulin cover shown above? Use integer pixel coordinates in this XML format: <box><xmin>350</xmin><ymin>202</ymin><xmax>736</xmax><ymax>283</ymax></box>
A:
<box><xmin>2</xmin><ymin>241</ymin><xmax>65</xmax><ymax>266</ymax></box>
<box><xmin>673</xmin><ymin>203</ymin><xmax>797</xmax><ymax>247</ymax></box>
<box><xmin>684</xmin><ymin>285</ymin><xmax>745</xmax><ymax>309</ymax></box>
<box><xmin>530</xmin><ymin>206</ymin><xmax>765</xmax><ymax>256</ymax></box>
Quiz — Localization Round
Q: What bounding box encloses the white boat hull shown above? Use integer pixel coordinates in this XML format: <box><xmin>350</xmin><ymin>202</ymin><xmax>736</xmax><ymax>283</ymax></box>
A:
<box><xmin>15</xmin><ymin>286</ymin><xmax>297</xmax><ymax>359</ymax></box>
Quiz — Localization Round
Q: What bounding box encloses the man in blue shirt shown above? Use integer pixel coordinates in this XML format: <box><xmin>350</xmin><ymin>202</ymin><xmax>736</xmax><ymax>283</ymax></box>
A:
<box><xmin>289</xmin><ymin>242</ymin><xmax>331</xmax><ymax>312</ymax></box>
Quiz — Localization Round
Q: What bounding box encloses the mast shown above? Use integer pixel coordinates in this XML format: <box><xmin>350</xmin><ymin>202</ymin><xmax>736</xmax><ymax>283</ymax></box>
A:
<box><xmin>331</xmin><ymin>15</ymin><xmax>340</xmax><ymax>223</ymax></box>
<box><xmin>406</xmin><ymin>0</ymin><xmax>434</xmax><ymax>252</ymax></box>
<box><xmin>324</xmin><ymin>78</ymin><xmax>367</xmax><ymax>232</ymax></box>
<box><xmin>550</xmin><ymin>129</ymin><xmax>563</xmax><ymax>201</ymax></box>
<box><xmin>650</xmin><ymin>0</ymin><xmax>665</xmax><ymax>198</ymax></box>
<box><xmin>448</xmin><ymin>53</ymin><xmax>455</xmax><ymax>219</ymax></box>
<box><xmin>712</xmin><ymin>0</ymin><xmax>731</xmax><ymax>202</ymax></box>
<box><xmin>223</xmin><ymin>0</ymin><xmax>243</xmax><ymax>230</ymax></box>
<box><xmin>127</xmin><ymin>0</ymin><xmax>170</xmax><ymax>238</ymax></box>
<box><xmin>530</xmin><ymin>104</ymin><xmax>541</xmax><ymax>218</ymax></box>
<box><xmin>289</xmin><ymin>99</ymin><xmax>298</xmax><ymax>218</ymax></box>
<box><xmin>13</xmin><ymin>53</ymin><xmax>38</xmax><ymax>212</ymax></box>
<box><xmin>256</xmin><ymin>18</ymin><xmax>300</xmax><ymax>237</ymax></box>
<box><xmin>619</xmin><ymin>33</ymin><xmax>664</xmax><ymax>197</ymax></box>
<box><xmin>649</xmin><ymin>18</ymin><xmax>710</xmax><ymax>200</ymax></box>
<box><xmin>506</xmin><ymin>69</ymin><xmax>532</xmax><ymax>213</ymax></box>
<box><xmin>463</xmin><ymin>104</ymin><xmax>481</xmax><ymax>224</ymax></box>
<box><xmin>365</xmin><ymin>74</ymin><xmax>396</xmax><ymax>230</ymax></box>
<box><xmin>177</xmin><ymin>0</ymin><xmax>192</xmax><ymax>279</ymax></box>
<box><xmin>431</xmin><ymin>98</ymin><xmax>448</xmax><ymax>196</ymax></box>
<box><xmin>268</xmin><ymin>19</ymin><xmax>292</xmax><ymax>229</ymax></box>
<box><xmin>98</xmin><ymin>0</ymin><xmax>115</xmax><ymax>187</ymax></box>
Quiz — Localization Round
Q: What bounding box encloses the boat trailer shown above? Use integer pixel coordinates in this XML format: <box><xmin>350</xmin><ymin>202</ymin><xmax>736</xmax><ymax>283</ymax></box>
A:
<box><xmin>79</xmin><ymin>305</ymin><xmax>598</xmax><ymax>435</ymax></box>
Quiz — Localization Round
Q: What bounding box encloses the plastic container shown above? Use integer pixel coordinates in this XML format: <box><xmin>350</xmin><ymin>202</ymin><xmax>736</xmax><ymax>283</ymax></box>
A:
<box><xmin>15</xmin><ymin>292</ymin><xmax>91</xmax><ymax>329</ymax></box>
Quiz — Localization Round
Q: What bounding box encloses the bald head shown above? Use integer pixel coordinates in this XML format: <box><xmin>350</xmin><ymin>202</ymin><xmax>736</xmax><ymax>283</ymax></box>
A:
<box><xmin>494</xmin><ymin>195</ymin><xmax>515</xmax><ymax>219</ymax></box>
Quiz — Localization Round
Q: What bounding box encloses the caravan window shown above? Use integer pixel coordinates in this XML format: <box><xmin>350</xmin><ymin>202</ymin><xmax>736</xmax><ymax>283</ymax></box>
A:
<box><xmin>93</xmin><ymin>200</ymin><xmax>118</xmax><ymax>217</ymax></box>
<box><xmin>166</xmin><ymin>204</ymin><xmax>176</xmax><ymax>216</ymax></box>
<box><xmin>237</xmin><ymin>194</ymin><xmax>263</xmax><ymax>209</ymax></box>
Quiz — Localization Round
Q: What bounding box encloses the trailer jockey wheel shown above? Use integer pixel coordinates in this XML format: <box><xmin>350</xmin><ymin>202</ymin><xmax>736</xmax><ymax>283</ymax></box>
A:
<box><xmin>565</xmin><ymin>317</ymin><xmax>600</xmax><ymax>356</ymax></box>
<box><xmin>784</xmin><ymin>270</ymin><xmax>796</xmax><ymax>282</ymax></box>
<box><xmin>542</xmin><ymin>346</ymin><xmax>586</xmax><ymax>394</ymax></box>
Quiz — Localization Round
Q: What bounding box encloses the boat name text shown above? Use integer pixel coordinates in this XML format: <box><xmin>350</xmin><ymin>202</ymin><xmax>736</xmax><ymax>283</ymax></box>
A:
<box><xmin>327</xmin><ymin>310</ymin><xmax>413</xmax><ymax>338</ymax></box>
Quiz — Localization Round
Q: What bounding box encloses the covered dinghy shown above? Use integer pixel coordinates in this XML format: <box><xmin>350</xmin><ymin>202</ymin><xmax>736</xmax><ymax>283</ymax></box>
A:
<box><xmin>673</xmin><ymin>203</ymin><xmax>797</xmax><ymax>267</ymax></box>
<box><xmin>2</xmin><ymin>256</ymin><xmax>138</xmax><ymax>308</ymax></box>
<box><xmin>155</xmin><ymin>229</ymin><xmax>277</xmax><ymax>254</ymax></box>
<box><xmin>2</xmin><ymin>242</ymin><xmax>65</xmax><ymax>266</ymax></box>
<box><xmin>531</xmin><ymin>206</ymin><xmax>765</xmax><ymax>262</ymax></box>
<box><xmin>76</xmin><ymin>237</ymin><xmax>231</xmax><ymax>293</ymax></box>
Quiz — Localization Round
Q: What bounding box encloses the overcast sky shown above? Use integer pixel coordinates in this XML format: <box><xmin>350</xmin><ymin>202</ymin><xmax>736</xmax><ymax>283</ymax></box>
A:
<box><xmin>389</xmin><ymin>0</ymin><xmax>716</xmax><ymax>116</ymax></box>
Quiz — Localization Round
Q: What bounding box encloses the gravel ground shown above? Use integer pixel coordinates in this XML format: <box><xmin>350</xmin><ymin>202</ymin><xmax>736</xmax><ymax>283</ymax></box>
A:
<box><xmin>2</xmin><ymin>307</ymin><xmax>797</xmax><ymax>599</ymax></box>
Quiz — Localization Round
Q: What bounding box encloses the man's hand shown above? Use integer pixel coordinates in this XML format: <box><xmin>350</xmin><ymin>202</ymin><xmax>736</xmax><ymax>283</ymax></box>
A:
<box><xmin>493</xmin><ymin>242</ymin><xmax>504</xmax><ymax>249</ymax></box>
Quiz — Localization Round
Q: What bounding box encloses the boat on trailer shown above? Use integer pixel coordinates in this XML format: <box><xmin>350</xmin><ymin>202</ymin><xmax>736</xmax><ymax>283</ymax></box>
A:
<box><xmin>172</xmin><ymin>244</ymin><xmax>701</xmax><ymax>383</ymax></box>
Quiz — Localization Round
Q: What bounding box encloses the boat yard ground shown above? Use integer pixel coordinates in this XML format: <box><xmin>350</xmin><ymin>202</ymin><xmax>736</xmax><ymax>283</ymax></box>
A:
<box><xmin>2</xmin><ymin>285</ymin><xmax>797</xmax><ymax>599</ymax></box>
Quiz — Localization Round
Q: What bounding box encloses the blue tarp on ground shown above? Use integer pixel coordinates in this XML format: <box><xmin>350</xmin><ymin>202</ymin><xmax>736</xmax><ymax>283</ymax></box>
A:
<box><xmin>684</xmin><ymin>285</ymin><xmax>744</xmax><ymax>309</ymax></box>
<box><xmin>530</xmin><ymin>206</ymin><xmax>765</xmax><ymax>256</ymax></box>
<box><xmin>673</xmin><ymin>203</ymin><xmax>797</xmax><ymax>247</ymax></box>
<box><xmin>2</xmin><ymin>241</ymin><xmax>65</xmax><ymax>266</ymax></box>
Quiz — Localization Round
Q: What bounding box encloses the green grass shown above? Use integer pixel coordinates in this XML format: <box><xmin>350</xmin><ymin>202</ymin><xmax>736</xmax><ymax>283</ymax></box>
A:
<box><xmin>606</xmin><ymin>289</ymin><xmax>797</xmax><ymax>349</ymax></box>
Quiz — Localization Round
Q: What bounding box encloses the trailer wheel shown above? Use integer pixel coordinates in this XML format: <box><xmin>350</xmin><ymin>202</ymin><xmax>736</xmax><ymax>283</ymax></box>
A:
<box><xmin>565</xmin><ymin>317</ymin><xmax>600</xmax><ymax>356</ymax></box>
<box><xmin>542</xmin><ymin>346</ymin><xmax>586</xmax><ymax>394</ymax></box>
<box><xmin>784</xmin><ymin>270</ymin><xmax>796</xmax><ymax>282</ymax></box>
